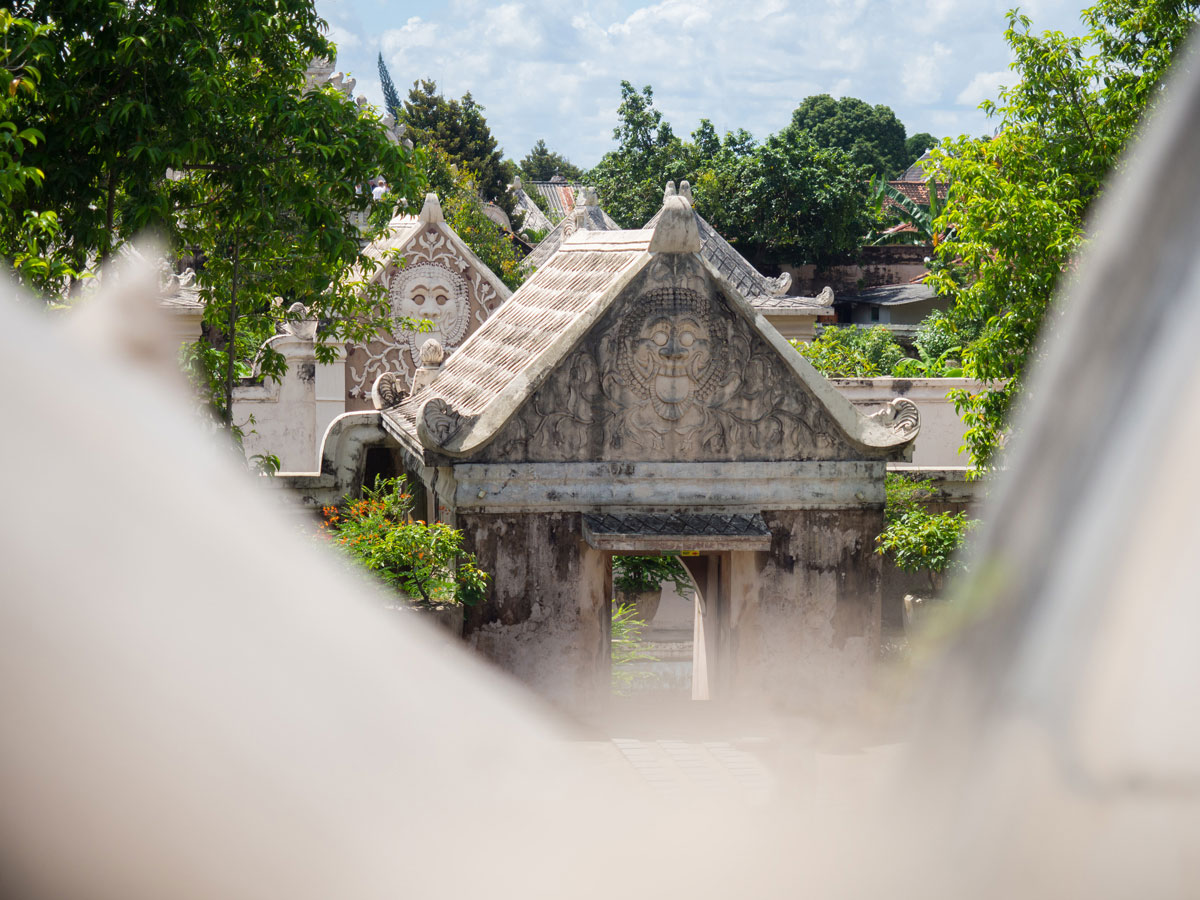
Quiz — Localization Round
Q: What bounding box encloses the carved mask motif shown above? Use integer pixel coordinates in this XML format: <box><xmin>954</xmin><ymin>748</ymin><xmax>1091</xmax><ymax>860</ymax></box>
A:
<box><xmin>389</xmin><ymin>263</ymin><xmax>469</xmax><ymax>360</ymax></box>
<box><xmin>617</xmin><ymin>287</ymin><xmax>724</xmax><ymax>423</ymax></box>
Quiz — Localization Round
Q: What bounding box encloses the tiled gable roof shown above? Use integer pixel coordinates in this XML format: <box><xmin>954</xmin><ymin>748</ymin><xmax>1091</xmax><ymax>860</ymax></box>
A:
<box><xmin>643</xmin><ymin>183</ymin><xmax>791</xmax><ymax>300</ymax></box>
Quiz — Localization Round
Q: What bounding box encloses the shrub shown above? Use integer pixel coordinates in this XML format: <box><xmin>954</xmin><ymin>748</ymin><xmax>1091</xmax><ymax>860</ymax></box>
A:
<box><xmin>793</xmin><ymin>325</ymin><xmax>906</xmax><ymax>377</ymax></box>
<box><xmin>321</xmin><ymin>476</ymin><xmax>488</xmax><ymax>606</ymax></box>
<box><xmin>612</xmin><ymin>553</ymin><xmax>692</xmax><ymax>594</ymax></box>
<box><xmin>875</xmin><ymin>472</ymin><xmax>976</xmax><ymax>591</ymax></box>
<box><xmin>611</xmin><ymin>601</ymin><xmax>656</xmax><ymax>695</ymax></box>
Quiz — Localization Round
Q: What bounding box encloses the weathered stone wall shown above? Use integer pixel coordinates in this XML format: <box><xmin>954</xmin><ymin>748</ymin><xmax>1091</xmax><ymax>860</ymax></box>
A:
<box><xmin>726</xmin><ymin>507</ymin><xmax>884</xmax><ymax>714</ymax></box>
<box><xmin>782</xmin><ymin>245</ymin><xmax>933</xmax><ymax>297</ymax></box>
<box><xmin>459</xmin><ymin>511</ymin><xmax>609</xmax><ymax>707</ymax></box>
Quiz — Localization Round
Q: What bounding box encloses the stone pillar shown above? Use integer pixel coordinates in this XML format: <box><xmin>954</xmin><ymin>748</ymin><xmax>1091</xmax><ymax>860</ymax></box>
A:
<box><xmin>313</xmin><ymin>345</ymin><xmax>347</xmax><ymax>463</ymax></box>
<box><xmin>726</xmin><ymin>508</ymin><xmax>884</xmax><ymax>715</ymax></box>
<box><xmin>234</xmin><ymin>334</ymin><xmax>318</xmax><ymax>473</ymax></box>
<box><xmin>460</xmin><ymin>512</ymin><xmax>609</xmax><ymax>709</ymax></box>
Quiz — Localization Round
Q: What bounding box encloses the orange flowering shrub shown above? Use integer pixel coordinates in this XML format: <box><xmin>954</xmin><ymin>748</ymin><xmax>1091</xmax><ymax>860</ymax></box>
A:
<box><xmin>321</xmin><ymin>476</ymin><xmax>488</xmax><ymax>607</ymax></box>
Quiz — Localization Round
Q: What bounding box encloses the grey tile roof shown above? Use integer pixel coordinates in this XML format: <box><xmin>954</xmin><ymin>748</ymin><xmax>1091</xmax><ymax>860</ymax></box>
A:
<box><xmin>583</xmin><ymin>512</ymin><xmax>770</xmax><ymax>538</ymax></box>
<box><xmin>522</xmin><ymin>202</ymin><xmax>621</xmax><ymax>272</ymax></box>
<box><xmin>840</xmin><ymin>283</ymin><xmax>935</xmax><ymax>306</ymax></box>
<box><xmin>644</xmin><ymin>200</ymin><xmax>790</xmax><ymax>299</ymax></box>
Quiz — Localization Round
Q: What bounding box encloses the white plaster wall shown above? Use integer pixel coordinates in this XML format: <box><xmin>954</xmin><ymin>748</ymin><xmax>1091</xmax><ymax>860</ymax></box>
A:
<box><xmin>313</xmin><ymin>350</ymin><xmax>347</xmax><ymax>460</ymax></box>
<box><xmin>832</xmin><ymin>377</ymin><xmax>984</xmax><ymax>467</ymax></box>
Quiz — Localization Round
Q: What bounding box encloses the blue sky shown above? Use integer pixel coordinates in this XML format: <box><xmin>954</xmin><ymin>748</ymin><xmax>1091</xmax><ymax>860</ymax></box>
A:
<box><xmin>315</xmin><ymin>0</ymin><xmax>1089</xmax><ymax>169</ymax></box>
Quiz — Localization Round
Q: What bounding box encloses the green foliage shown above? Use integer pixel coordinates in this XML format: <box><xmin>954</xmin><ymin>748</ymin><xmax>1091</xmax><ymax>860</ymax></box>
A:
<box><xmin>875</xmin><ymin>473</ymin><xmax>977</xmax><ymax>582</ymax></box>
<box><xmin>321</xmin><ymin>476</ymin><xmax>489</xmax><ymax>607</ymax></box>
<box><xmin>612</xmin><ymin>553</ymin><xmax>692</xmax><ymax>595</ymax></box>
<box><xmin>401</xmin><ymin>78</ymin><xmax>513</xmax><ymax>215</ymax></box>
<box><xmin>377</xmin><ymin>52</ymin><xmax>401</xmax><ymax>121</ymax></box>
<box><xmin>610</xmin><ymin>602</ymin><xmax>657</xmax><ymax>695</ymax></box>
<box><xmin>790</xmin><ymin>94</ymin><xmax>910</xmax><ymax>178</ymax></box>
<box><xmin>903</xmin><ymin>133</ymin><xmax>938</xmax><ymax>169</ymax></box>
<box><xmin>793</xmin><ymin>325</ymin><xmax>907</xmax><ymax>378</ymax></box>
<box><xmin>588</xmin><ymin>82</ymin><xmax>691</xmax><ymax>228</ymax></box>
<box><xmin>519</xmin><ymin>139</ymin><xmax>583</xmax><ymax>182</ymax></box>
<box><xmin>0</xmin><ymin>10</ymin><xmax>78</xmax><ymax>293</ymax></box>
<box><xmin>928</xmin><ymin>0</ymin><xmax>1199</xmax><ymax>472</ymax></box>
<box><xmin>589</xmin><ymin>82</ymin><xmax>875</xmax><ymax>265</ymax></box>
<box><xmin>865</xmin><ymin>174</ymin><xmax>944</xmax><ymax>245</ymax></box>
<box><xmin>7</xmin><ymin>0</ymin><xmax>423</xmax><ymax>432</ymax></box>
<box><xmin>423</xmin><ymin>148</ymin><xmax>526</xmax><ymax>291</ymax></box>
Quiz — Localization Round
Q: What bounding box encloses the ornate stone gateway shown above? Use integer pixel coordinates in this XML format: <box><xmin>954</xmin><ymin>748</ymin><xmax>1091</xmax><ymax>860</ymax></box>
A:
<box><xmin>366</xmin><ymin>195</ymin><xmax>919</xmax><ymax>711</ymax></box>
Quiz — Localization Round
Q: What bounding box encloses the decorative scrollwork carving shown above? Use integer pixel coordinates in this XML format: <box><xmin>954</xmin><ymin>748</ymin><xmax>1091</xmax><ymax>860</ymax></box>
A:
<box><xmin>869</xmin><ymin>397</ymin><xmax>921</xmax><ymax>436</ymax></box>
<box><xmin>371</xmin><ymin>372</ymin><xmax>406</xmax><ymax>410</ymax></box>
<box><xmin>418</xmin><ymin>397</ymin><xmax>468</xmax><ymax>448</ymax></box>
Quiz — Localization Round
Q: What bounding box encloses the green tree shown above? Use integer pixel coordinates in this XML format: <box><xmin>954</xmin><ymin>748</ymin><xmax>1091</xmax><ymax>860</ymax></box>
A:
<box><xmin>694</xmin><ymin>124</ymin><xmax>874</xmax><ymax>265</ymax></box>
<box><xmin>518</xmin><ymin>139</ymin><xmax>583</xmax><ymax>182</ymax></box>
<box><xmin>928</xmin><ymin>1</ymin><xmax>1198</xmax><ymax>471</ymax></box>
<box><xmin>8</xmin><ymin>0</ymin><xmax>424</xmax><ymax>426</ymax></box>
<box><xmin>423</xmin><ymin>147</ymin><xmax>526</xmax><ymax>292</ymax></box>
<box><xmin>377</xmin><ymin>52</ymin><xmax>401</xmax><ymax>121</ymax></box>
<box><xmin>588</xmin><ymin>81</ymin><xmax>693</xmax><ymax>227</ymax></box>
<box><xmin>0</xmin><ymin>10</ymin><xmax>76</xmax><ymax>293</ymax></box>
<box><xmin>790</xmin><ymin>94</ymin><xmax>909</xmax><ymax>178</ymax></box>
<box><xmin>876</xmin><ymin>473</ymin><xmax>977</xmax><ymax>592</ymax></box>
<box><xmin>401</xmin><ymin>79</ymin><xmax>515</xmax><ymax>215</ymax></box>
<box><xmin>903</xmin><ymin>132</ymin><xmax>938</xmax><ymax>170</ymax></box>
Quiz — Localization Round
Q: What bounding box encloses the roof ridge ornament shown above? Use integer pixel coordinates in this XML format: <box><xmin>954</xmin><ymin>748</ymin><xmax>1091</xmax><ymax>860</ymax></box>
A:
<box><xmin>678</xmin><ymin>180</ymin><xmax>693</xmax><ymax>204</ymax></box>
<box><xmin>663</xmin><ymin>181</ymin><xmax>677</xmax><ymax>202</ymax></box>
<box><xmin>418</xmin><ymin>193</ymin><xmax>444</xmax><ymax>224</ymax></box>
<box><xmin>648</xmin><ymin>194</ymin><xmax>702</xmax><ymax>254</ymax></box>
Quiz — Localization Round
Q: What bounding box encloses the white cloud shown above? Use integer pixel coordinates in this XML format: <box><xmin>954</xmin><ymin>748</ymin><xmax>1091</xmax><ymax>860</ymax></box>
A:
<box><xmin>956</xmin><ymin>69</ymin><xmax>1009</xmax><ymax>106</ymax></box>
<box><xmin>902</xmin><ymin>42</ymin><xmax>952</xmax><ymax>102</ymax></box>
<box><xmin>316</xmin><ymin>0</ymin><xmax>1092</xmax><ymax>166</ymax></box>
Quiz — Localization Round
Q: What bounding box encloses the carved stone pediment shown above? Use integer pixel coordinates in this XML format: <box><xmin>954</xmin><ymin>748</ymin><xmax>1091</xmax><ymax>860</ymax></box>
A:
<box><xmin>345</xmin><ymin>217</ymin><xmax>509</xmax><ymax>409</ymax></box>
<box><xmin>481</xmin><ymin>260</ymin><xmax>857</xmax><ymax>463</ymax></box>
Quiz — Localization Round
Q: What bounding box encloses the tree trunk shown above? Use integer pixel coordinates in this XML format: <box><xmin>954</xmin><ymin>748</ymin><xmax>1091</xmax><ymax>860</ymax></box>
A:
<box><xmin>224</xmin><ymin>236</ymin><xmax>240</xmax><ymax>432</ymax></box>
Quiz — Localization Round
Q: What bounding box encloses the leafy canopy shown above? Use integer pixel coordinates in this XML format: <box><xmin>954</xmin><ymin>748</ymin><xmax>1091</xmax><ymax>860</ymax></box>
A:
<box><xmin>589</xmin><ymin>82</ymin><xmax>876</xmax><ymax>265</ymax></box>
<box><xmin>519</xmin><ymin>139</ymin><xmax>583</xmax><ymax>182</ymax></box>
<box><xmin>928</xmin><ymin>0</ymin><xmax>1199</xmax><ymax>471</ymax></box>
<box><xmin>790</xmin><ymin>94</ymin><xmax>912</xmax><ymax>178</ymax></box>
<box><xmin>7</xmin><ymin>0</ymin><xmax>424</xmax><ymax>431</ymax></box>
<box><xmin>399</xmin><ymin>77</ymin><xmax>515</xmax><ymax>216</ymax></box>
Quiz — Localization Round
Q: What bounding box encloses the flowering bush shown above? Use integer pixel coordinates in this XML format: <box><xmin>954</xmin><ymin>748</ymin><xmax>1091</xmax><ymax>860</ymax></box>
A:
<box><xmin>321</xmin><ymin>476</ymin><xmax>488</xmax><ymax>607</ymax></box>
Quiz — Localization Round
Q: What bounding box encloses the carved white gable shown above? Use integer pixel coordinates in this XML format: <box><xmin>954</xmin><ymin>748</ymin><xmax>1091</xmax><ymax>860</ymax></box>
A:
<box><xmin>344</xmin><ymin>194</ymin><xmax>512</xmax><ymax>410</ymax></box>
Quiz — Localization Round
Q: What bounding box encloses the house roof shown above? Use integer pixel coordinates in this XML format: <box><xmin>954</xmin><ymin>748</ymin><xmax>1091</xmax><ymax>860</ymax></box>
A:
<box><xmin>527</xmin><ymin>179</ymin><xmax>585</xmax><ymax>222</ymax></box>
<box><xmin>359</xmin><ymin>193</ymin><xmax>513</xmax><ymax>304</ymax></box>
<box><xmin>508</xmin><ymin>178</ymin><xmax>553</xmax><ymax>234</ymax></box>
<box><xmin>381</xmin><ymin>195</ymin><xmax>916</xmax><ymax>460</ymax></box>
<box><xmin>887</xmin><ymin>180</ymin><xmax>949</xmax><ymax>206</ymax></box>
<box><xmin>899</xmin><ymin>150</ymin><xmax>939</xmax><ymax>182</ymax></box>
<box><xmin>840</xmin><ymin>283</ymin><xmax>936</xmax><ymax>306</ymax></box>
<box><xmin>643</xmin><ymin>181</ymin><xmax>792</xmax><ymax>300</ymax></box>
<box><xmin>521</xmin><ymin>188</ymin><xmax>621</xmax><ymax>271</ymax></box>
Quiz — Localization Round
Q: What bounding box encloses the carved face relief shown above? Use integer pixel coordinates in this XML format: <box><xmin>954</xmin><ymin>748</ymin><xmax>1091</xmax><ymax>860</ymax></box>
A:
<box><xmin>617</xmin><ymin>288</ymin><xmax>724</xmax><ymax>423</ymax></box>
<box><xmin>389</xmin><ymin>263</ymin><xmax>469</xmax><ymax>361</ymax></box>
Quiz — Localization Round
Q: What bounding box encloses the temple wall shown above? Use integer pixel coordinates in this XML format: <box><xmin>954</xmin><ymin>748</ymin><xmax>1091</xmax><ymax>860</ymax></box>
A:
<box><xmin>460</xmin><ymin>511</ymin><xmax>610</xmax><ymax>707</ymax></box>
<box><xmin>832</xmin><ymin>377</ymin><xmax>984</xmax><ymax>468</ymax></box>
<box><xmin>233</xmin><ymin>337</ymin><xmax>345</xmax><ymax>473</ymax></box>
<box><xmin>726</xmin><ymin>508</ymin><xmax>884</xmax><ymax>715</ymax></box>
